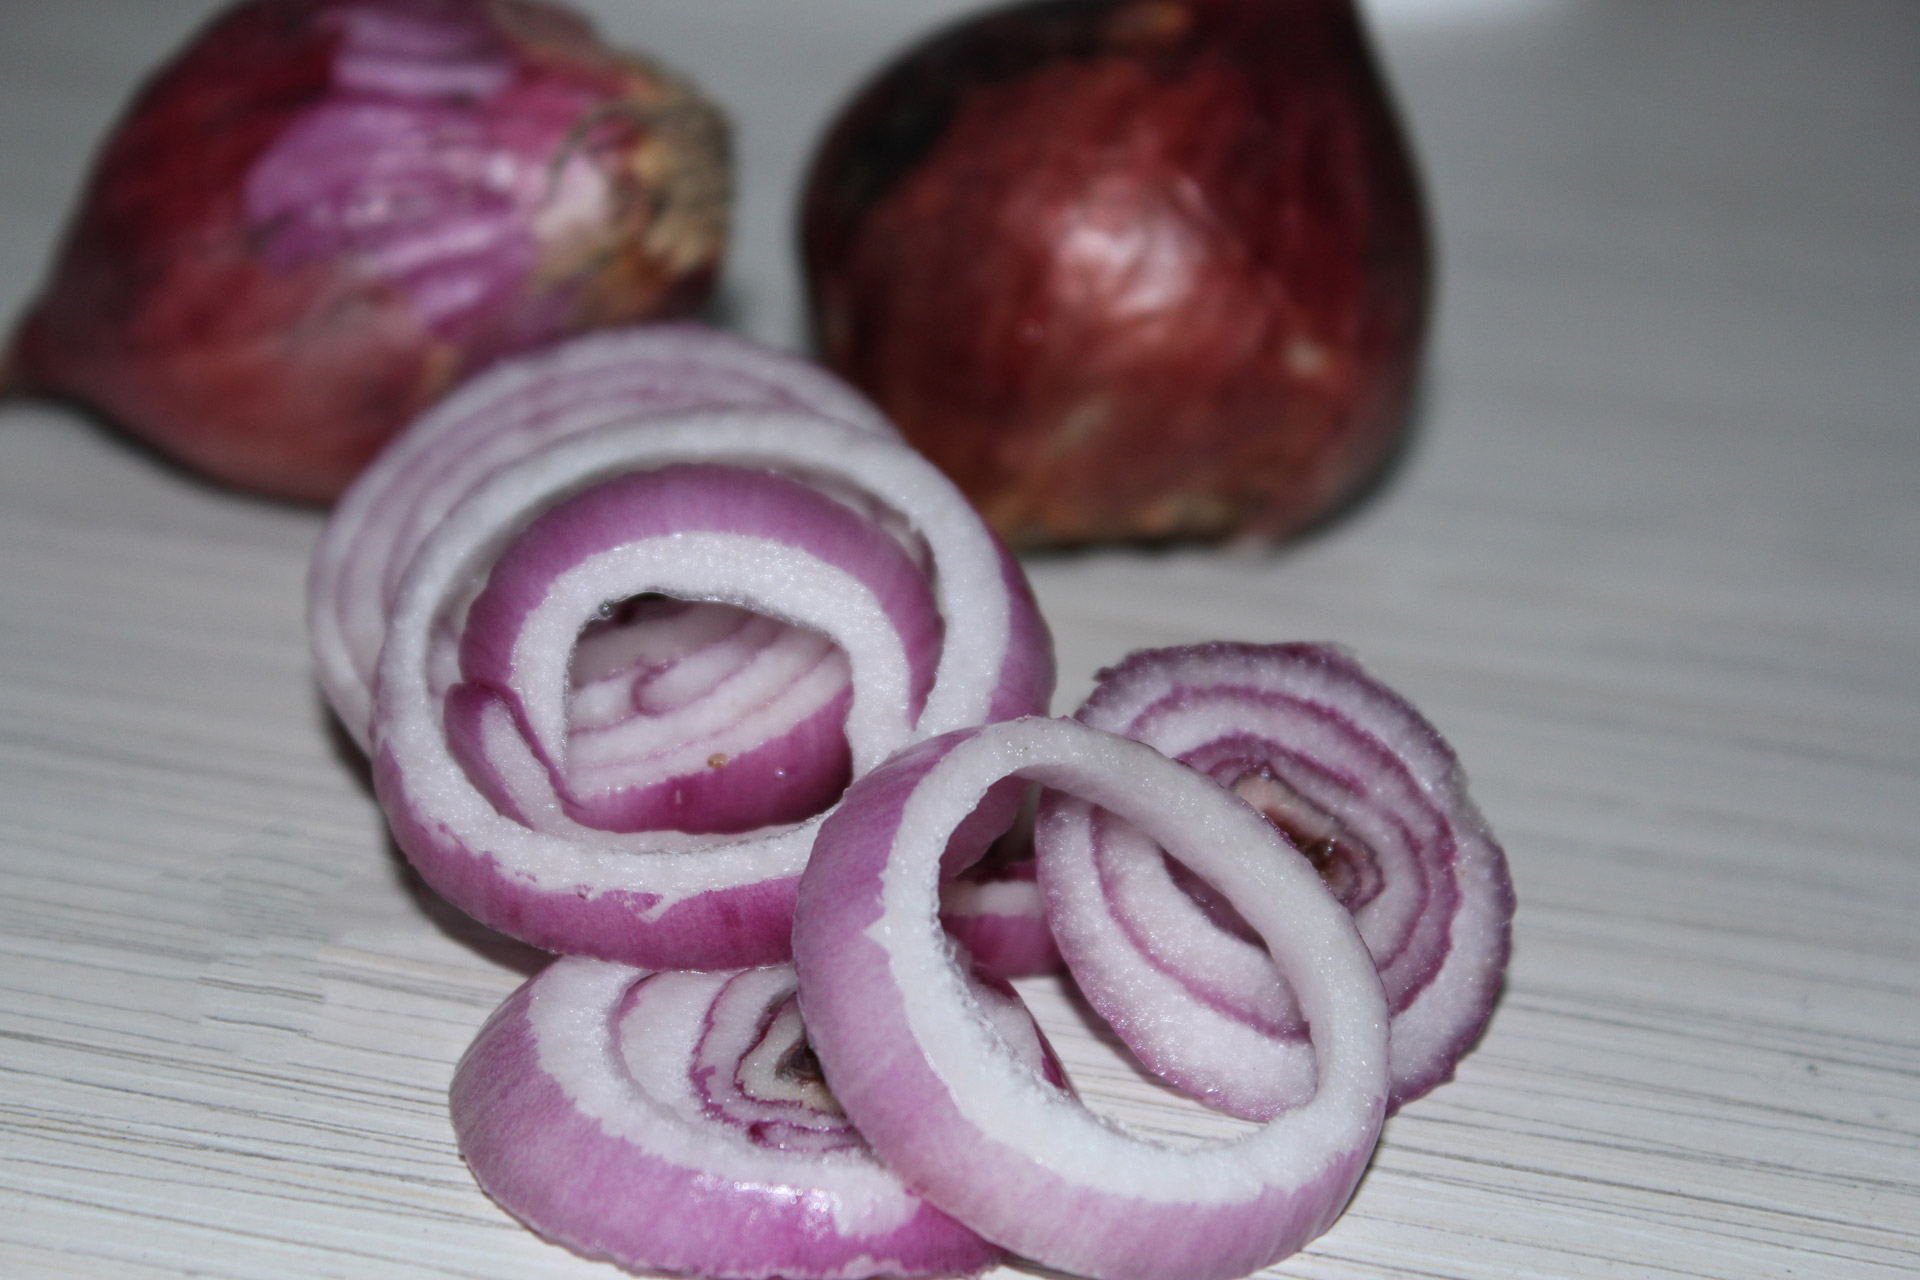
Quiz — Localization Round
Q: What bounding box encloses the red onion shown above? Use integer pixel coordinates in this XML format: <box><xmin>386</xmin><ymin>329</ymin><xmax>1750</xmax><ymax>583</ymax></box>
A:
<box><xmin>5</xmin><ymin>0</ymin><xmax>728</xmax><ymax>501</ymax></box>
<box><xmin>377</xmin><ymin>461</ymin><xmax>936</xmax><ymax>966</ymax></box>
<box><xmin>802</xmin><ymin>0</ymin><xmax>1429</xmax><ymax>548</ymax></box>
<box><xmin>310</xmin><ymin>323</ymin><xmax>894</xmax><ymax>749</ymax></box>
<box><xmin>364</xmin><ymin>405</ymin><xmax>1052</xmax><ymax>967</ymax></box>
<box><xmin>1056</xmin><ymin>643</ymin><xmax>1513</xmax><ymax>1113</ymax></box>
<box><xmin>937</xmin><ymin>794</ymin><xmax>1063</xmax><ymax>979</ymax></box>
<box><xmin>451</xmin><ymin>957</ymin><xmax>1020</xmax><ymax>1278</ymax></box>
<box><xmin>560</xmin><ymin>596</ymin><xmax>854</xmax><ymax>834</ymax></box>
<box><xmin>440</xmin><ymin>463</ymin><xmax>941</xmax><ymax>832</ymax></box>
<box><xmin>793</xmin><ymin>717</ymin><xmax>1388</xmax><ymax>1280</ymax></box>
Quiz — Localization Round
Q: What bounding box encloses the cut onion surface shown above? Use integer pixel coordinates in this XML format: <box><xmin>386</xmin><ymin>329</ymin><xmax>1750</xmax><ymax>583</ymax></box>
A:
<box><xmin>310</xmin><ymin>323</ymin><xmax>896</xmax><ymax>748</ymax></box>
<box><xmin>451</xmin><ymin>957</ymin><xmax>1021</xmax><ymax>1279</ymax></box>
<box><xmin>379</xmin><ymin>461</ymin><xmax>931</xmax><ymax>967</ymax></box>
<box><xmin>562</xmin><ymin>595</ymin><xmax>854</xmax><ymax>834</ymax></box>
<box><xmin>1058</xmin><ymin>643</ymin><xmax>1514</xmax><ymax>1114</ymax></box>
<box><xmin>371</xmin><ymin>417</ymin><xmax>1053</xmax><ymax>967</ymax></box>
<box><xmin>443</xmin><ymin>463</ymin><xmax>939</xmax><ymax>838</ymax></box>
<box><xmin>937</xmin><ymin>790</ymin><xmax>1062</xmax><ymax>979</ymax></box>
<box><xmin>793</xmin><ymin>717</ymin><xmax>1388</xmax><ymax>1280</ymax></box>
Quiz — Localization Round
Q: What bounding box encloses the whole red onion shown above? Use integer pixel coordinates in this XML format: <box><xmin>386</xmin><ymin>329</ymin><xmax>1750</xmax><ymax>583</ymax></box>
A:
<box><xmin>803</xmin><ymin>0</ymin><xmax>1429</xmax><ymax>548</ymax></box>
<box><xmin>3</xmin><ymin>0</ymin><xmax>729</xmax><ymax>502</ymax></box>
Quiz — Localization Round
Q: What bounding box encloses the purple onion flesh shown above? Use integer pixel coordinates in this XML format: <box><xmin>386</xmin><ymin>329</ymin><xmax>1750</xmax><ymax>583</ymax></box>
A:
<box><xmin>1060</xmin><ymin>642</ymin><xmax>1513</xmax><ymax>1112</ymax></box>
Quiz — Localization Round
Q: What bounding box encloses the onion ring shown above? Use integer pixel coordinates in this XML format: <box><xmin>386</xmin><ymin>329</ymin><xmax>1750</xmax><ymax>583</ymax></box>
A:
<box><xmin>377</xmin><ymin>461</ymin><xmax>944</xmax><ymax>967</ymax></box>
<box><xmin>311</xmin><ymin>323</ymin><xmax>896</xmax><ymax>749</ymax></box>
<box><xmin>793</xmin><ymin>717</ymin><xmax>1388</xmax><ymax>1280</ymax></box>
<box><xmin>1060</xmin><ymin>643</ymin><xmax>1513</xmax><ymax>1112</ymax></box>
<box><xmin>371</xmin><ymin>414</ymin><xmax>1053</xmax><ymax>967</ymax></box>
<box><xmin>451</xmin><ymin>957</ymin><xmax>1010</xmax><ymax>1279</ymax></box>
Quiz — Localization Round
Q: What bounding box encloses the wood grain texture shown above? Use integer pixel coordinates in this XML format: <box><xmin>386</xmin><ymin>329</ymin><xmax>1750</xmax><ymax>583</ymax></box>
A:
<box><xmin>2</xmin><ymin>2</ymin><xmax>1915</xmax><ymax>1278</ymax></box>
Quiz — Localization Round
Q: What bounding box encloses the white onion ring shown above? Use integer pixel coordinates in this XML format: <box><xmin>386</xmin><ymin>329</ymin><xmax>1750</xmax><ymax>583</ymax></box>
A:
<box><xmin>793</xmin><ymin>717</ymin><xmax>1388</xmax><ymax>1280</ymax></box>
<box><xmin>451</xmin><ymin>957</ymin><xmax>1009</xmax><ymax>1279</ymax></box>
<box><xmin>311</xmin><ymin>323</ymin><xmax>896</xmax><ymax>749</ymax></box>
<box><xmin>1060</xmin><ymin>643</ymin><xmax>1513</xmax><ymax>1112</ymax></box>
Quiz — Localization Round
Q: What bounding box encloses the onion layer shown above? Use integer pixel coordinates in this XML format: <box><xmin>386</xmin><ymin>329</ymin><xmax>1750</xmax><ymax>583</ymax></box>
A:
<box><xmin>451</xmin><ymin>957</ymin><xmax>1008</xmax><ymax>1279</ymax></box>
<box><xmin>1059</xmin><ymin>643</ymin><xmax>1513</xmax><ymax>1112</ymax></box>
<box><xmin>793</xmin><ymin>717</ymin><xmax>1387</xmax><ymax>1280</ymax></box>
<box><xmin>379</xmin><ymin>461</ymin><xmax>935</xmax><ymax>967</ymax></box>
<box><xmin>368</xmin><ymin>408</ymin><xmax>1052</xmax><ymax>968</ymax></box>
<box><xmin>310</xmin><ymin>323</ymin><xmax>894</xmax><ymax>749</ymax></box>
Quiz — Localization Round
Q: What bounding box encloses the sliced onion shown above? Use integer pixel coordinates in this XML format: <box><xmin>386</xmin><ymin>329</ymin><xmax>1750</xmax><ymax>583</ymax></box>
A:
<box><xmin>562</xmin><ymin>596</ymin><xmax>854</xmax><ymax>833</ymax></box>
<box><xmin>379</xmin><ymin>461</ymin><xmax>938</xmax><ymax>967</ymax></box>
<box><xmin>451</xmin><ymin>957</ymin><xmax>1009</xmax><ymax>1279</ymax></box>
<box><xmin>372</xmin><ymin>414</ymin><xmax>1052</xmax><ymax>967</ymax></box>
<box><xmin>442</xmin><ymin>463</ymin><xmax>938</xmax><ymax>832</ymax></box>
<box><xmin>793</xmin><ymin>717</ymin><xmax>1388</xmax><ymax>1280</ymax></box>
<box><xmin>939</xmin><ymin>859</ymin><xmax>1058</xmax><ymax>980</ymax></box>
<box><xmin>937</xmin><ymin>792</ymin><xmax>1062</xmax><ymax>979</ymax></box>
<box><xmin>310</xmin><ymin>323</ymin><xmax>896</xmax><ymax>749</ymax></box>
<box><xmin>1059</xmin><ymin>643</ymin><xmax>1514</xmax><ymax>1113</ymax></box>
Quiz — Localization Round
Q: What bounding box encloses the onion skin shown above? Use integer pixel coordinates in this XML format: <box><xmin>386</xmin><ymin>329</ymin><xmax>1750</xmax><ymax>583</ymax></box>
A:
<box><xmin>5</xmin><ymin>0</ymin><xmax>728</xmax><ymax>501</ymax></box>
<box><xmin>803</xmin><ymin>0</ymin><xmax>1429</xmax><ymax>548</ymax></box>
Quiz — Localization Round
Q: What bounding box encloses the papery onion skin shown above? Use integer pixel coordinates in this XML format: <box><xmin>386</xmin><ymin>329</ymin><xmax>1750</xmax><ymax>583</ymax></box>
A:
<box><xmin>794</xmin><ymin>718</ymin><xmax>1387</xmax><ymax>1280</ymax></box>
<box><xmin>802</xmin><ymin>0</ymin><xmax>1429</xmax><ymax>548</ymax></box>
<box><xmin>5</xmin><ymin>0</ymin><xmax>728</xmax><ymax>501</ymax></box>
<box><xmin>1068</xmin><ymin>642</ymin><xmax>1514</xmax><ymax>1111</ymax></box>
<box><xmin>451</xmin><ymin>959</ymin><xmax>1006</xmax><ymax>1279</ymax></box>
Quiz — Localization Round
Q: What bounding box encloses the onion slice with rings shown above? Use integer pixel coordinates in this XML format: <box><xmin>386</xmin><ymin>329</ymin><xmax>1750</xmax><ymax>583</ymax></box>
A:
<box><xmin>310</xmin><ymin>323</ymin><xmax>896</xmax><ymax>749</ymax></box>
<box><xmin>371</xmin><ymin>414</ymin><xmax>1053</xmax><ymax>968</ymax></box>
<box><xmin>937</xmin><ymin>792</ymin><xmax>1062</xmax><ymax>979</ymax></box>
<box><xmin>793</xmin><ymin>717</ymin><xmax>1388</xmax><ymax>1280</ymax></box>
<box><xmin>441</xmin><ymin>463</ymin><xmax>940</xmax><ymax>839</ymax></box>
<box><xmin>1060</xmin><ymin>643</ymin><xmax>1514</xmax><ymax>1113</ymax></box>
<box><xmin>377</xmin><ymin>461</ymin><xmax>942</xmax><ymax>967</ymax></box>
<box><xmin>450</xmin><ymin>957</ymin><xmax>1014</xmax><ymax>1279</ymax></box>
<box><xmin>561</xmin><ymin>595</ymin><xmax>855</xmax><ymax>834</ymax></box>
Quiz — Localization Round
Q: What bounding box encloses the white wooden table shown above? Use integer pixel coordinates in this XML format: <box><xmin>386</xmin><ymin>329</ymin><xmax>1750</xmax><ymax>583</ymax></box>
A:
<box><xmin>3</xmin><ymin>2</ymin><xmax>1915</xmax><ymax>1277</ymax></box>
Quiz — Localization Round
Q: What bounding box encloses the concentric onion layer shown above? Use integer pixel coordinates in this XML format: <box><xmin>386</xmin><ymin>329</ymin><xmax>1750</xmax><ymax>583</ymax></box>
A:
<box><xmin>1062</xmin><ymin>643</ymin><xmax>1514</xmax><ymax>1112</ymax></box>
<box><xmin>443</xmin><ymin>463</ymin><xmax>939</xmax><ymax>836</ymax></box>
<box><xmin>372</xmin><ymin>413</ymin><xmax>1053</xmax><ymax>968</ymax></box>
<box><xmin>378</xmin><ymin>461</ymin><xmax>940</xmax><ymax>967</ymax></box>
<box><xmin>310</xmin><ymin>323</ymin><xmax>896</xmax><ymax>747</ymax></box>
<box><xmin>450</xmin><ymin>957</ymin><xmax>1005</xmax><ymax>1279</ymax></box>
<box><xmin>560</xmin><ymin>596</ymin><xmax>855</xmax><ymax>834</ymax></box>
<box><xmin>937</xmin><ymin>792</ymin><xmax>1062</xmax><ymax>979</ymax></box>
<box><xmin>793</xmin><ymin>717</ymin><xmax>1388</xmax><ymax>1280</ymax></box>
